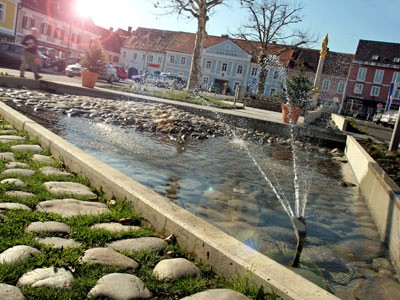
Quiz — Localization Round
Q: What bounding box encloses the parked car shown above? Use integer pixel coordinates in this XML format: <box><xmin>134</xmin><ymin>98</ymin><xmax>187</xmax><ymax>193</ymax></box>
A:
<box><xmin>65</xmin><ymin>63</ymin><xmax>82</xmax><ymax>77</ymax></box>
<box><xmin>0</xmin><ymin>42</ymin><xmax>23</xmax><ymax>68</ymax></box>
<box><xmin>140</xmin><ymin>74</ymin><xmax>166</xmax><ymax>87</ymax></box>
<box><xmin>160</xmin><ymin>72</ymin><xmax>186</xmax><ymax>89</ymax></box>
<box><xmin>50</xmin><ymin>57</ymin><xmax>81</xmax><ymax>72</ymax></box>
<box><xmin>372</xmin><ymin>113</ymin><xmax>382</xmax><ymax>124</ymax></box>
<box><xmin>98</xmin><ymin>63</ymin><xmax>117</xmax><ymax>83</ymax></box>
<box><xmin>141</xmin><ymin>73</ymin><xmax>186</xmax><ymax>89</ymax></box>
<box><xmin>208</xmin><ymin>83</ymin><xmax>221</xmax><ymax>94</ymax></box>
<box><xmin>127</xmin><ymin>67</ymin><xmax>142</xmax><ymax>82</ymax></box>
<box><xmin>113</xmin><ymin>66</ymin><xmax>127</xmax><ymax>82</ymax></box>
<box><xmin>0</xmin><ymin>41</ymin><xmax>44</xmax><ymax>70</ymax></box>
<box><xmin>380</xmin><ymin>110</ymin><xmax>398</xmax><ymax>128</ymax></box>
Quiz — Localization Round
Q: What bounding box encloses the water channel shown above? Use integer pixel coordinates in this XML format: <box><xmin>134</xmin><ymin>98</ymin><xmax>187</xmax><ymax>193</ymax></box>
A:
<box><xmin>5</xmin><ymin>94</ymin><xmax>400</xmax><ymax>299</ymax></box>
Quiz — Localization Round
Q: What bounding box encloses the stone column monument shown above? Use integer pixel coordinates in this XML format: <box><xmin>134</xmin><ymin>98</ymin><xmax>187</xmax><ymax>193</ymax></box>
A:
<box><xmin>312</xmin><ymin>34</ymin><xmax>329</xmax><ymax>106</ymax></box>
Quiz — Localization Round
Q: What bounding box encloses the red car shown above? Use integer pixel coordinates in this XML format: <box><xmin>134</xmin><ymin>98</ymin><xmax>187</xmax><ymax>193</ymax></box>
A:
<box><xmin>114</xmin><ymin>66</ymin><xmax>127</xmax><ymax>82</ymax></box>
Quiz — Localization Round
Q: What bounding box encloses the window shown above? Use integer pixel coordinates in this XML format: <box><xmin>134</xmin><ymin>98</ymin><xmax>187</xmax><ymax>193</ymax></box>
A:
<box><xmin>0</xmin><ymin>3</ymin><xmax>6</xmax><ymax>22</ymax></box>
<box><xmin>370</xmin><ymin>86</ymin><xmax>380</xmax><ymax>97</ymax></box>
<box><xmin>122</xmin><ymin>51</ymin><xmax>126</xmax><ymax>58</ymax></box>
<box><xmin>393</xmin><ymin>74</ymin><xmax>400</xmax><ymax>99</ymax></box>
<box><xmin>373</xmin><ymin>70</ymin><xmax>384</xmax><ymax>84</ymax></box>
<box><xmin>392</xmin><ymin>72</ymin><xmax>400</xmax><ymax>83</ymax></box>
<box><xmin>133</xmin><ymin>53</ymin><xmax>137</xmax><ymax>60</ymax></box>
<box><xmin>203</xmin><ymin>77</ymin><xmax>209</xmax><ymax>85</ymax></box>
<box><xmin>142</xmin><ymin>54</ymin><xmax>146</xmax><ymax>61</ymax></box>
<box><xmin>322</xmin><ymin>79</ymin><xmax>330</xmax><ymax>91</ymax></box>
<box><xmin>372</xmin><ymin>55</ymin><xmax>379</xmax><ymax>61</ymax></box>
<box><xmin>206</xmin><ymin>60</ymin><xmax>212</xmax><ymax>69</ymax></box>
<box><xmin>273</xmin><ymin>70</ymin><xmax>279</xmax><ymax>79</ymax></box>
<box><xmin>394</xmin><ymin>58</ymin><xmax>400</xmax><ymax>63</ymax></box>
<box><xmin>54</xmin><ymin>28</ymin><xmax>64</xmax><ymax>40</ymax></box>
<box><xmin>337</xmin><ymin>81</ymin><xmax>345</xmax><ymax>93</ymax></box>
<box><xmin>40</xmin><ymin>23</ymin><xmax>51</xmax><ymax>36</ymax></box>
<box><xmin>180</xmin><ymin>57</ymin><xmax>186</xmax><ymax>65</ymax></box>
<box><xmin>158</xmin><ymin>56</ymin><xmax>162</xmax><ymax>64</ymax></box>
<box><xmin>169</xmin><ymin>55</ymin><xmax>175</xmax><ymax>64</ymax></box>
<box><xmin>237</xmin><ymin>65</ymin><xmax>243</xmax><ymax>74</ymax></box>
<box><xmin>354</xmin><ymin>83</ymin><xmax>363</xmax><ymax>94</ymax></box>
<box><xmin>270</xmin><ymin>88</ymin><xmax>277</xmax><ymax>96</ymax></box>
<box><xmin>22</xmin><ymin>16</ymin><xmax>35</xmax><ymax>29</ymax></box>
<box><xmin>251</xmin><ymin>67</ymin><xmax>257</xmax><ymax>76</ymax></box>
<box><xmin>394</xmin><ymin>87</ymin><xmax>400</xmax><ymax>99</ymax></box>
<box><xmin>148</xmin><ymin>55</ymin><xmax>154</xmax><ymax>63</ymax></box>
<box><xmin>222</xmin><ymin>63</ymin><xmax>227</xmax><ymax>72</ymax></box>
<box><xmin>356</xmin><ymin>67</ymin><xmax>367</xmax><ymax>81</ymax></box>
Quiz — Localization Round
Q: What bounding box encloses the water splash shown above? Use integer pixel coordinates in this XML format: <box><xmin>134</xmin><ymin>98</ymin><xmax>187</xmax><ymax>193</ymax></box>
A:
<box><xmin>231</xmin><ymin>127</ymin><xmax>314</xmax><ymax>219</ymax></box>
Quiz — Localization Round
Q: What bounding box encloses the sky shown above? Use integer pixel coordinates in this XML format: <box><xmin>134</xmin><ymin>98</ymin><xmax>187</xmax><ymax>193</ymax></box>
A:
<box><xmin>76</xmin><ymin>0</ymin><xmax>400</xmax><ymax>54</ymax></box>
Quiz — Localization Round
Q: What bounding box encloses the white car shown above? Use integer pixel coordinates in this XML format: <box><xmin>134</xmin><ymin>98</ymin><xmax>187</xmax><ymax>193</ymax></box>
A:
<box><xmin>65</xmin><ymin>63</ymin><xmax>82</xmax><ymax>77</ymax></box>
<box><xmin>380</xmin><ymin>110</ymin><xmax>398</xmax><ymax>128</ymax></box>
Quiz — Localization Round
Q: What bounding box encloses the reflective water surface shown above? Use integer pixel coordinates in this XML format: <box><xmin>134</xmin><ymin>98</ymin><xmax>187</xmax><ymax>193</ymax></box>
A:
<box><xmin>10</xmin><ymin>103</ymin><xmax>399</xmax><ymax>299</ymax></box>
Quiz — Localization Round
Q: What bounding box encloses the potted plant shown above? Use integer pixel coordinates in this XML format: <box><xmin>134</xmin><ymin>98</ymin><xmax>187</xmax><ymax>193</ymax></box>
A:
<box><xmin>279</xmin><ymin>72</ymin><xmax>313</xmax><ymax>124</ymax></box>
<box><xmin>80</xmin><ymin>44</ymin><xmax>106</xmax><ymax>88</ymax></box>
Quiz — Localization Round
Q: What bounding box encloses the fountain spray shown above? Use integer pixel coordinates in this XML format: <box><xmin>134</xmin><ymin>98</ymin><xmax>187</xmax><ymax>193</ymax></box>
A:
<box><xmin>290</xmin><ymin>216</ymin><xmax>306</xmax><ymax>267</ymax></box>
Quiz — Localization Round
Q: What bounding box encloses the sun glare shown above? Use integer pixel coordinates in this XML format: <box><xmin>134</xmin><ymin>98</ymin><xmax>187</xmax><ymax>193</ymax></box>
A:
<box><xmin>75</xmin><ymin>0</ymin><xmax>128</xmax><ymax>28</ymax></box>
<box><xmin>76</xmin><ymin>0</ymin><xmax>94</xmax><ymax>17</ymax></box>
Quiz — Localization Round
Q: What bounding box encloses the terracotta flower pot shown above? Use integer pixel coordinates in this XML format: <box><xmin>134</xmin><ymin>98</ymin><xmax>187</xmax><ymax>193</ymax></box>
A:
<box><xmin>282</xmin><ymin>104</ymin><xmax>301</xmax><ymax>124</ymax></box>
<box><xmin>81</xmin><ymin>70</ymin><xmax>98</xmax><ymax>88</ymax></box>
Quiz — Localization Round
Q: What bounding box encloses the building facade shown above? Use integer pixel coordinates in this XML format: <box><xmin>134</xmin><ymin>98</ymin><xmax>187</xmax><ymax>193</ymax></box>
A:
<box><xmin>120</xmin><ymin>27</ymin><xmax>355</xmax><ymax>101</ymax></box>
<box><xmin>287</xmin><ymin>48</ymin><xmax>353</xmax><ymax>108</ymax></box>
<box><xmin>120</xmin><ymin>27</ymin><xmax>289</xmax><ymax>96</ymax></box>
<box><xmin>16</xmin><ymin>0</ymin><xmax>100</xmax><ymax>59</ymax></box>
<box><xmin>0</xmin><ymin>0</ymin><xmax>20</xmax><ymax>41</ymax></box>
<box><xmin>343</xmin><ymin>39</ymin><xmax>400</xmax><ymax>117</ymax></box>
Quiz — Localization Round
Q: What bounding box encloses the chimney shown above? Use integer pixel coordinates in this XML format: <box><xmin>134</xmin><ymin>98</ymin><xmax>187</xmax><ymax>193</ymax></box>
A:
<box><xmin>128</xmin><ymin>26</ymin><xmax>132</xmax><ymax>33</ymax></box>
<box><xmin>109</xmin><ymin>27</ymin><xmax>114</xmax><ymax>32</ymax></box>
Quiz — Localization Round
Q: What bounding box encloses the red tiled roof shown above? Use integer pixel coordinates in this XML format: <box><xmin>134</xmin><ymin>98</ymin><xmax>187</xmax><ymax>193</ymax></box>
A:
<box><xmin>124</xmin><ymin>27</ymin><xmax>183</xmax><ymax>53</ymax></box>
<box><xmin>124</xmin><ymin>27</ymin><xmax>293</xmax><ymax>65</ymax></box>
<box><xmin>290</xmin><ymin>48</ymin><xmax>353</xmax><ymax>76</ymax></box>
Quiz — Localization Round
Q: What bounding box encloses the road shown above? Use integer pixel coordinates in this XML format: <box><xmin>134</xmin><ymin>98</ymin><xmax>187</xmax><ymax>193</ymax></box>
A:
<box><xmin>354</xmin><ymin>118</ymin><xmax>394</xmax><ymax>143</ymax></box>
<box><xmin>1</xmin><ymin>66</ymin><xmax>122</xmax><ymax>86</ymax></box>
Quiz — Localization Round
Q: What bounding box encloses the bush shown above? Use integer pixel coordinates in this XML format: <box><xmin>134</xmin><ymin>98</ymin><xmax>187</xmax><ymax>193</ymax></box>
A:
<box><xmin>278</xmin><ymin>72</ymin><xmax>313</xmax><ymax>111</ymax></box>
<box><xmin>81</xmin><ymin>44</ymin><xmax>106</xmax><ymax>74</ymax></box>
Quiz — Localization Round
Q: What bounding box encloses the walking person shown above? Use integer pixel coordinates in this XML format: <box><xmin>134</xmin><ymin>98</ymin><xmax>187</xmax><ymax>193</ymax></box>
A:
<box><xmin>20</xmin><ymin>27</ymin><xmax>42</xmax><ymax>80</ymax></box>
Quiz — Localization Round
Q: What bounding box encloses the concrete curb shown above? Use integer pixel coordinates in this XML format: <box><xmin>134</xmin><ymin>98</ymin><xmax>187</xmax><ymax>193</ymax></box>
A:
<box><xmin>0</xmin><ymin>101</ymin><xmax>338</xmax><ymax>299</ymax></box>
<box><xmin>345</xmin><ymin>136</ymin><xmax>400</xmax><ymax>275</ymax></box>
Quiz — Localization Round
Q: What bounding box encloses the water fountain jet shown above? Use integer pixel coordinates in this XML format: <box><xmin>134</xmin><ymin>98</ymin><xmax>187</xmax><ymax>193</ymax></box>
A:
<box><xmin>290</xmin><ymin>216</ymin><xmax>306</xmax><ymax>268</ymax></box>
<box><xmin>232</xmin><ymin>130</ymin><xmax>312</xmax><ymax>268</ymax></box>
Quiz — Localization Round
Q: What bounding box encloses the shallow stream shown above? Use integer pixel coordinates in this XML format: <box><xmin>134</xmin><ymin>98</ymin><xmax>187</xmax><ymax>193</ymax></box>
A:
<box><xmin>6</xmin><ymin>96</ymin><xmax>400</xmax><ymax>299</ymax></box>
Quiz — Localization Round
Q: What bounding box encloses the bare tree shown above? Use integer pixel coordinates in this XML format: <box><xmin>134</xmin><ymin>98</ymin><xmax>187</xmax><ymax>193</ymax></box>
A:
<box><xmin>154</xmin><ymin>1</ymin><xmax>225</xmax><ymax>91</ymax></box>
<box><xmin>238</xmin><ymin>0</ymin><xmax>314</xmax><ymax>96</ymax></box>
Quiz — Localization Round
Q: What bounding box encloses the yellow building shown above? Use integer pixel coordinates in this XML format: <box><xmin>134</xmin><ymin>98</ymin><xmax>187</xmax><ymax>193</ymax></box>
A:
<box><xmin>0</xmin><ymin>0</ymin><xmax>20</xmax><ymax>41</ymax></box>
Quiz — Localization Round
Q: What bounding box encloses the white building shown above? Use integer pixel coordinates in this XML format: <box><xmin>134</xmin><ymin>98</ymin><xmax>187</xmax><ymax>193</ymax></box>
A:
<box><xmin>120</xmin><ymin>27</ymin><xmax>287</xmax><ymax>96</ymax></box>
